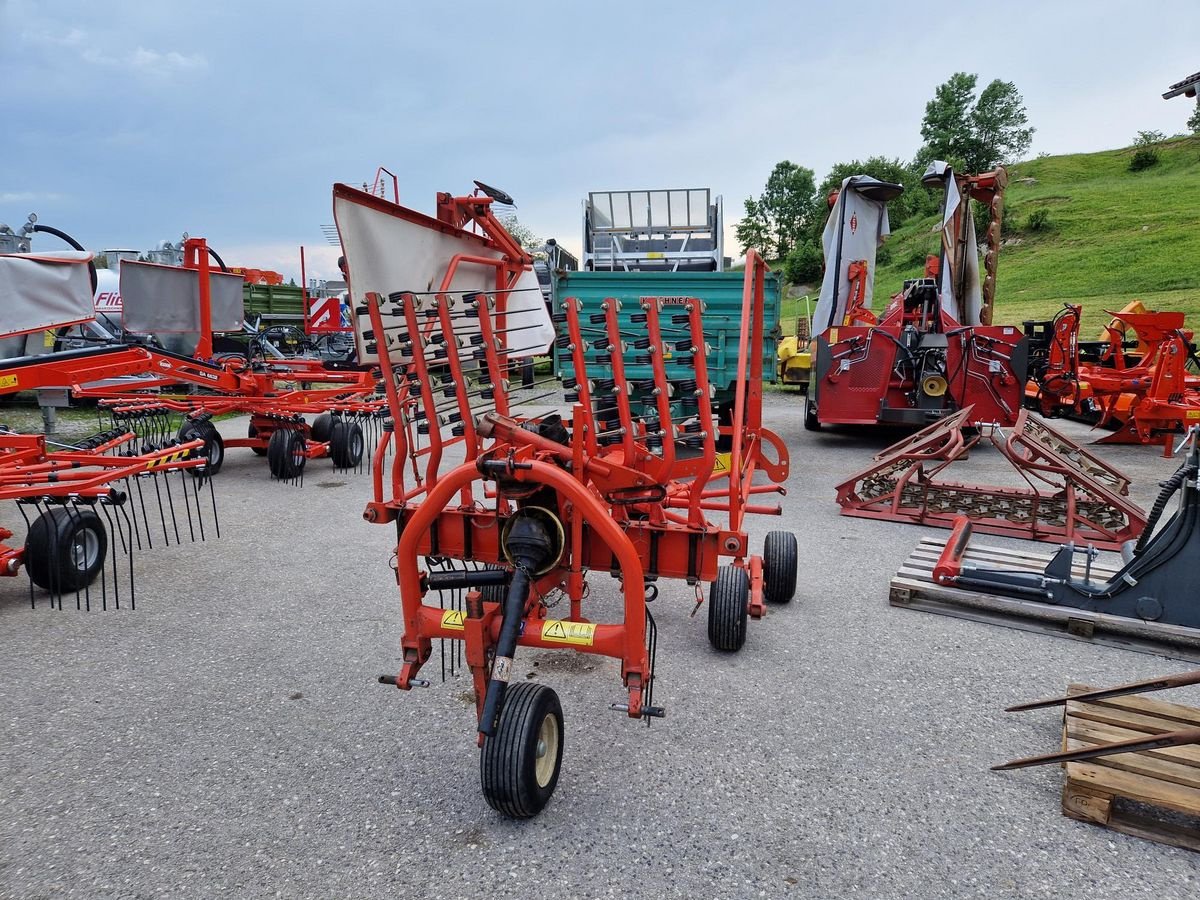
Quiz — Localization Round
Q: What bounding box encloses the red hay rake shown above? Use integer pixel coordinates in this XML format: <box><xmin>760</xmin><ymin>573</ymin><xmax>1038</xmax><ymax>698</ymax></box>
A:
<box><xmin>349</xmin><ymin>183</ymin><xmax>794</xmax><ymax>816</ymax></box>
<box><xmin>0</xmin><ymin>426</ymin><xmax>218</xmax><ymax>609</ymax></box>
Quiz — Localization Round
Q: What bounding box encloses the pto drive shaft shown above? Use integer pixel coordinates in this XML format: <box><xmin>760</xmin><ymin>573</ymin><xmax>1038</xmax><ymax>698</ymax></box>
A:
<box><xmin>478</xmin><ymin>513</ymin><xmax>555</xmax><ymax>737</ymax></box>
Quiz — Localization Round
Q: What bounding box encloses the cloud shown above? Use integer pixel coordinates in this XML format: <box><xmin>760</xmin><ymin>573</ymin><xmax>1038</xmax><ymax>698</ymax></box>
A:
<box><xmin>0</xmin><ymin>191</ymin><xmax>64</xmax><ymax>204</ymax></box>
<box><xmin>23</xmin><ymin>26</ymin><xmax>206</xmax><ymax>77</ymax></box>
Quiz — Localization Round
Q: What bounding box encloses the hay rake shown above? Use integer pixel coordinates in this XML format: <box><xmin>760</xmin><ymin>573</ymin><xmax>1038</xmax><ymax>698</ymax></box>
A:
<box><xmin>0</xmin><ymin>426</ymin><xmax>218</xmax><ymax>610</ymax></box>
<box><xmin>348</xmin><ymin>179</ymin><xmax>796</xmax><ymax>817</ymax></box>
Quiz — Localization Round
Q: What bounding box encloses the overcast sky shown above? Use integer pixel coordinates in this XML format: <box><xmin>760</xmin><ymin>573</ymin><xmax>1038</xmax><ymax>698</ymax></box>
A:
<box><xmin>3</xmin><ymin>1</ymin><xmax>1197</xmax><ymax>281</ymax></box>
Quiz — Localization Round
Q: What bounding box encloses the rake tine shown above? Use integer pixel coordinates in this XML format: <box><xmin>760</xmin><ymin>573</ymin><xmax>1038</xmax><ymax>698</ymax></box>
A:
<box><xmin>162</xmin><ymin>471</ymin><xmax>182</xmax><ymax>546</ymax></box>
<box><xmin>207</xmin><ymin>472</ymin><xmax>219</xmax><ymax>539</ymax></box>
<box><xmin>100</xmin><ymin>502</ymin><xmax>119</xmax><ymax>611</ymax></box>
<box><xmin>191</xmin><ymin>471</ymin><xmax>207</xmax><ymax>542</ymax></box>
<box><xmin>993</xmin><ymin>726</ymin><xmax>1200</xmax><ymax>771</ymax></box>
<box><xmin>178</xmin><ymin>469</ymin><xmax>196</xmax><ymax>543</ymax></box>
<box><xmin>1006</xmin><ymin>670</ymin><xmax>1200</xmax><ymax>712</ymax></box>
<box><xmin>132</xmin><ymin>477</ymin><xmax>150</xmax><ymax>550</ymax></box>
<box><xmin>118</xmin><ymin>502</ymin><xmax>136</xmax><ymax>609</ymax></box>
<box><xmin>66</xmin><ymin>504</ymin><xmax>88</xmax><ymax>612</ymax></box>
<box><xmin>151</xmin><ymin>474</ymin><xmax>171</xmax><ymax>546</ymax></box>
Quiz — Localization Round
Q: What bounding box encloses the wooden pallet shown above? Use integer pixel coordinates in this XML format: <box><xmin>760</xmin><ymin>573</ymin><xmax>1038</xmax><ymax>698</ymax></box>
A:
<box><xmin>890</xmin><ymin>536</ymin><xmax>1200</xmax><ymax>662</ymax></box>
<box><xmin>1061</xmin><ymin>684</ymin><xmax>1200</xmax><ymax>851</ymax></box>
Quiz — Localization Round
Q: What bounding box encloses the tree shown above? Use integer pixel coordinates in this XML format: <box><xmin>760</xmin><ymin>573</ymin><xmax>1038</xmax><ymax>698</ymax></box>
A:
<box><xmin>1189</xmin><ymin>100</ymin><xmax>1200</xmax><ymax>134</ymax></box>
<box><xmin>498</xmin><ymin>214</ymin><xmax>540</xmax><ymax>251</ymax></box>
<box><xmin>735</xmin><ymin>197</ymin><xmax>772</xmax><ymax>257</ymax></box>
<box><xmin>918</xmin><ymin>72</ymin><xmax>1035</xmax><ymax>171</ymax></box>
<box><xmin>736</xmin><ymin>161</ymin><xmax>818</xmax><ymax>258</ymax></box>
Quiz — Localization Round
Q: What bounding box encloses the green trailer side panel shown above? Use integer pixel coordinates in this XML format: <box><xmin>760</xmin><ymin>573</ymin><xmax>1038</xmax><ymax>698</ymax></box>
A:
<box><xmin>552</xmin><ymin>270</ymin><xmax>782</xmax><ymax>403</ymax></box>
<box><xmin>243</xmin><ymin>283</ymin><xmax>306</xmax><ymax>322</ymax></box>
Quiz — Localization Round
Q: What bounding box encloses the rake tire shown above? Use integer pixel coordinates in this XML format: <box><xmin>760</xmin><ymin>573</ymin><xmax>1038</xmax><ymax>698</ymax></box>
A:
<box><xmin>247</xmin><ymin>422</ymin><xmax>268</xmax><ymax>456</ymax></box>
<box><xmin>178</xmin><ymin>419</ymin><xmax>225</xmax><ymax>475</ymax></box>
<box><xmin>329</xmin><ymin>420</ymin><xmax>364</xmax><ymax>469</ymax></box>
<box><xmin>25</xmin><ymin>507</ymin><xmax>107</xmax><ymax>593</ymax></box>
<box><xmin>310</xmin><ymin>412</ymin><xmax>334</xmax><ymax>444</ymax></box>
<box><xmin>707</xmin><ymin>565</ymin><xmax>749</xmax><ymax>652</ymax></box>
<box><xmin>763</xmin><ymin>531</ymin><xmax>799</xmax><ymax>604</ymax></box>
<box><xmin>480</xmin><ymin>682</ymin><xmax>564</xmax><ymax>819</ymax></box>
<box><xmin>267</xmin><ymin>429</ymin><xmax>306</xmax><ymax>480</ymax></box>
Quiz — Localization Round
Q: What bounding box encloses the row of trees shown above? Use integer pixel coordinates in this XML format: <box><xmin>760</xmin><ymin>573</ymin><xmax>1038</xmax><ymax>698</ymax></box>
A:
<box><xmin>736</xmin><ymin>72</ymin><xmax>1035</xmax><ymax>283</ymax></box>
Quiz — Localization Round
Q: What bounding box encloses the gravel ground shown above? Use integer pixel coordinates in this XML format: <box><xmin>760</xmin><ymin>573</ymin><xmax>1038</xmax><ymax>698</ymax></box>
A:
<box><xmin>2</xmin><ymin>395</ymin><xmax>1199</xmax><ymax>899</ymax></box>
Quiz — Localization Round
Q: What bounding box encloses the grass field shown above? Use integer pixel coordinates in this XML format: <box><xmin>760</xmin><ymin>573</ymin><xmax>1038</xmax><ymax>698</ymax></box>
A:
<box><xmin>778</xmin><ymin>135</ymin><xmax>1200</xmax><ymax>336</ymax></box>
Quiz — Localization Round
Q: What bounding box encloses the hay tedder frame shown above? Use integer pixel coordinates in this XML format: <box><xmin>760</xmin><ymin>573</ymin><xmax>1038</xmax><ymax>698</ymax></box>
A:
<box><xmin>345</xmin><ymin>183</ymin><xmax>796</xmax><ymax>817</ymax></box>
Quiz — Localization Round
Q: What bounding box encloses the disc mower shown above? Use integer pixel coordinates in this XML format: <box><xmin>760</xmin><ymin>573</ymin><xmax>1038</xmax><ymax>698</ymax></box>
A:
<box><xmin>807</xmin><ymin>164</ymin><xmax>1028</xmax><ymax>430</ymax></box>
<box><xmin>334</xmin><ymin>181</ymin><xmax>795</xmax><ymax>817</ymax></box>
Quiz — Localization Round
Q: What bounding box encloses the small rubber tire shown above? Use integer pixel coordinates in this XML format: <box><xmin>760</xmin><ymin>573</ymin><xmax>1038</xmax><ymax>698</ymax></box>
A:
<box><xmin>24</xmin><ymin>507</ymin><xmax>107</xmax><ymax>593</ymax></box>
<box><xmin>247</xmin><ymin>422</ymin><xmax>268</xmax><ymax>456</ymax></box>
<box><xmin>479</xmin><ymin>562</ymin><xmax>509</xmax><ymax>603</ymax></box>
<box><xmin>310</xmin><ymin>412</ymin><xmax>334</xmax><ymax>444</ymax></box>
<box><xmin>763</xmin><ymin>531</ymin><xmax>799</xmax><ymax>604</ymax></box>
<box><xmin>480</xmin><ymin>682</ymin><xmax>564</xmax><ymax>818</ymax></box>
<box><xmin>267</xmin><ymin>428</ymin><xmax>307</xmax><ymax>480</ymax></box>
<box><xmin>707</xmin><ymin>565</ymin><xmax>749</xmax><ymax>652</ymax></box>
<box><xmin>329</xmin><ymin>420</ymin><xmax>364</xmax><ymax>468</ymax></box>
<box><xmin>178</xmin><ymin>419</ymin><xmax>225</xmax><ymax>475</ymax></box>
<box><xmin>803</xmin><ymin>395</ymin><xmax>820</xmax><ymax>431</ymax></box>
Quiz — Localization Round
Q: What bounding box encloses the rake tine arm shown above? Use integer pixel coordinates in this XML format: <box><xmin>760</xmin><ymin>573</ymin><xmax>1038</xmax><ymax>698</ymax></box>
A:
<box><xmin>993</xmin><ymin>726</ymin><xmax>1200</xmax><ymax>771</ymax></box>
<box><xmin>1006</xmin><ymin>670</ymin><xmax>1200</xmax><ymax>712</ymax></box>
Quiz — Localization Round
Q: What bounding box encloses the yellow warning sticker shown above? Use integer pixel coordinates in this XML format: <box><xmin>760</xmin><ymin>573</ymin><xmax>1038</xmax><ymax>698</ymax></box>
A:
<box><xmin>712</xmin><ymin>452</ymin><xmax>731</xmax><ymax>473</ymax></box>
<box><xmin>541</xmin><ymin>619</ymin><xmax>596</xmax><ymax>646</ymax></box>
<box><xmin>829</xmin><ymin>327</ymin><xmax>839</xmax><ymax>343</ymax></box>
<box><xmin>43</xmin><ymin>330</ymin><xmax>56</xmax><ymax>348</ymax></box>
<box><xmin>0</xmin><ymin>374</ymin><xmax>18</xmax><ymax>390</ymax></box>
<box><xmin>440</xmin><ymin>609</ymin><xmax>466</xmax><ymax>630</ymax></box>
<box><xmin>1188</xmin><ymin>410</ymin><xmax>1200</xmax><ymax>420</ymax></box>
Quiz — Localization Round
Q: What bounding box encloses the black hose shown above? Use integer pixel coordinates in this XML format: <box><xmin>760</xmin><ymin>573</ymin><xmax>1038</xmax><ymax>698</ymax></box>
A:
<box><xmin>32</xmin><ymin>224</ymin><xmax>98</xmax><ymax>295</ymax></box>
<box><xmin>206</xmin><ymin>247</ymin><xmax>230</xmax><ymax>273</ymax></box>
<box><xmin>1135</xmin><ymin>461</ymin><xmax>1197</xmax><ymax>555</ymax></box>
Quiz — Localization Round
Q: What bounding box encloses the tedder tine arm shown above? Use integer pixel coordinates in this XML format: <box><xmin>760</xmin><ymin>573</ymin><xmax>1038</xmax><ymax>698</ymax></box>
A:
<box><xmin>992</xmin><ymin>726</ymin><xmax>1200</xmax><ymax>771</ymax></box>
<box><xmin>1006</xmin><ymin>670</ymin><xmax>1200</xmax><ymax>712</ymax></box>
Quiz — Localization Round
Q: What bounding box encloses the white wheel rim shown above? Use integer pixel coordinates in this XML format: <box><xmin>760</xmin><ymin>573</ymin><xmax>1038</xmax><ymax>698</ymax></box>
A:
<box><xmin>534</xmin><ymin>712</ymin><xmax>559</xmax><ymax>788</ymax></box>
<box><xmin>71</xmin><ymin>528</ymin><xmax>100</xmax><ymax>572</ymax></box>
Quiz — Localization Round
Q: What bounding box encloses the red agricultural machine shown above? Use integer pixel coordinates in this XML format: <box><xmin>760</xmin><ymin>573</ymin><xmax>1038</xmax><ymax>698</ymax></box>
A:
<box><xmin>0</xmin><ymin>426</ymin><xmax>217</xmax><ymax>608</ymax></box>
<box><xmin>336</xmin><ymin>181</ymin><xmax>795</xmax><ymax>817</ymax></box>
<box><xmin>807</xmin><ymin>164</ymin><xmax>1028</xmax><ymax>430</ymax></box>
<box><xmin>1025</xmin><ymin>303</ymin><xmax>1200</xmax><ymax>449</ymax></box>
<box><xmin>0</xmin><ymin>238</ymin><xmax>386</xmax><ymax>480</ymax></box>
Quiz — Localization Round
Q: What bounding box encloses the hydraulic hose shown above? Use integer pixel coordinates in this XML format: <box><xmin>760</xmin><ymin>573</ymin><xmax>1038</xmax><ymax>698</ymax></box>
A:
<box><xmin>206</xmin><ymin>247</ymin><xmax>230</xmax><ymax>273</ymax></box>
<box><xmin>1135</xmin><ymin>460</ymin><xmax>1198</xmax><ymax>555</ymax></box>
<box><xmin>32</xmin><ymin>223</ymin><xmax>98</xmax><ymax>295</ymax></box>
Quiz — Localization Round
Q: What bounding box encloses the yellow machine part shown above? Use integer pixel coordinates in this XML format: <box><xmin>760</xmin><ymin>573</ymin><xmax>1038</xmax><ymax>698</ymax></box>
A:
<box><xmin>777</xmin><ymin>335</ymin><xmax>812</xmax><ymax>386</ymax></box>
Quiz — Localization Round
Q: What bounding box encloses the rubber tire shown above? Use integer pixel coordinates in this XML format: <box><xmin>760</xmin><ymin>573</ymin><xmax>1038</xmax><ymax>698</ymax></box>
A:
<box><xmin>247</xmin><ymin>422</ymin><xmax>268</xmax><ymax>456</ymax></box>
<box><xmin>267</xmin><ymin>429</ymin><xmax>306</xmax><ymax>479</ymax></box>
<box><xmin>803</xmin><ymin>395</ymin><xmax>820</xmax><ymax>431</ymax></box>
<box><xmin>310</xmin><ymin>412</ymin><xmax>334</xmax><ymax>444</ymax></box>
<box><xmin>707</xmin><ymin>566</ymin><xmax>749</xmax><ymax>652</ymax></box>
<box><xmin>479</xmin><ymin>562</ymin><xmax>509</xmax><ymax>603</ymax></box>
<box><xmin>178</xmin><ymin>420</ymin><xmax>225</xmax><ymax>475</ymax></box>
<box><xmin>329</xmin><ymin>420</ymin><xmax>364</xmax><ymax>468</ymax></box>
<box><xmin>24</xmin><ymin>507</ymin><xmax>107</xmax><ymax>592</ymax></box>
<box><xmin>480</xmin><ymin>682</ymin><xmax>564</xmax><ymax>818</ymax></box>
<box><xmin>763</xmin><ymin>531</ymin><xmax>799</xmax><ymax>604</ymax></box>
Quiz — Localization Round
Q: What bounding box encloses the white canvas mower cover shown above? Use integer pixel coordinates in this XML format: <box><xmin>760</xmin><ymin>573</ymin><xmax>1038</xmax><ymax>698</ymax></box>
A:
<box><xmin>0</xmin><ymin>251</ymin><xmax>96</xmax><ymax>339</ymax></box>
<box><xmin>811</xmin><ymin>176</ymin><xmax>899</xmax><ymax>333</ymax></box>
<box><xmin>924</xmin><ymin>161</ymin><xmax>984</xmax><ymax>326</ymax></box>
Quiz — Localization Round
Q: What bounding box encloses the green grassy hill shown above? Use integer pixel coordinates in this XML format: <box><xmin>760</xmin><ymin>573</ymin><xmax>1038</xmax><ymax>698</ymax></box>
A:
<box><xmin>783</xmin><ymin>136</ymin><xmax>1200</xmax><ymax>335</ymax></box>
